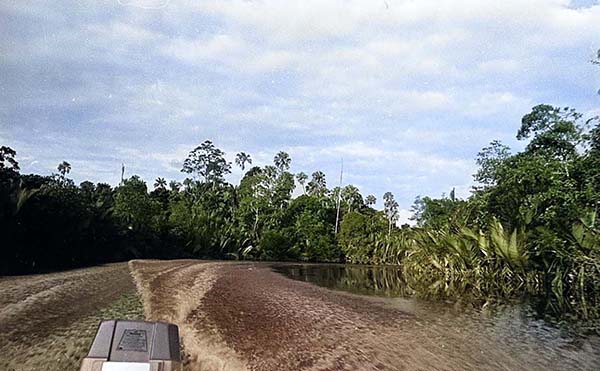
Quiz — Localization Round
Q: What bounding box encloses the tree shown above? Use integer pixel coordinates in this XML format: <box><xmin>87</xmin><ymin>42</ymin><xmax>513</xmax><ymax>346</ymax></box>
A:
<box><xmin>410</xmin><ymin>194</ymin><xmax>467</xmax><ymax>228</ymax></box>
<box><xmin>235</xmin><ymin>152</ymin><xmax>252</xmax><ymax>171</ymax></box>
<box><xmin>94</xmin><ymin>183</ymin><xmax>114</xmax><ymax>206</ymax></box>
<box><xmin>114</xmin><ymin>176</ymin><xmax>161</xmax><ymax>230</ymax></box>
<box><xmin>154</xmin><ymin>177</ymin><xmax>167</xmax><ymax>189</ymax></box>
<box><xmin>518</xmin><ymin>105</ymin><xmax>585</xmax><ymax>162</ymax></box>
<box><xmin>151</xmin><ymin>177</ymin><xmax>171</xmax><ymax>208</ymax></box>
<box><xmin>383</xmin><ymin>192</ymin><xmax>399</xmax><ymax>235</ymax></box>
<box><xmin>307</xmin><ymin>171</ymin><xmax>326</xmax><ymax>196</ymax></box>
<box><xmin>169</xmin><ymin>187</ymin><xmax>237</xmax><ymax>259</ymax></box>
<box><xmin>182</xmin><ymin>140</ymin><xmax>231</xmax><ymax>183</ymax></box>
<box><xmin>474</xmin><ymin>140</ymin><xmax>511</xmax><ymax>188</ymax></box>
<box><xmin>285</xmin><ymin>195</ymin><xmax>338</xmax><ymax>262</ymax></box>
<box><xmin>182</xmin><ymin>178</ymin><xmax>194</xmax><ymax>190</ymax></box>
<box><xmin>79</xmin><ymin>181</ymin><xmax>95</xmax><ymax>201</ymax></box>
<box><xmin>296</xmin><ymin>172</ymin><xmax>308</xmax><ymax>194</ymax></box>
<box><xmin>57</xmin><ymin>161</ymin><xmax>71</xmax><ymax>177</ymax></box>
<box><xmin>236</xmin><ymin>161</ymin><xmax>296</xmax><ymax>247</ymax></box>
<box><xmin>341</xmin><ymin>185</ymin><xmax>364</xmax><ymax>213</ymax></box>
<box><xmin>56</xmin><ymin>161</ymin><xmax>73</xmax><ymax>186</ymax></box>
<box><xmin>294</xmin><ymin>210</ymin><xmax>338</xmax><ymax>261</ymax></box>
<box><xmin>274</xmin><ymin>151</ymin><xmax>291</xmax><ymax>172</ymax></box>
<box><xmin>339</xmin><ymin>211</ymin><xmax>387</xmax><ymax>264</ymax></box>
<box><xmin>0</xmin><ymin>146</ymin><xmax>19</xmax><ymax>171</ymax></box>
<box><xmin>365</xmin><ymin>195</ymin><xmax>376</xmax><ymax>207</ymax></box>
<box><xmin>257</xmin><ymin>229</ymin><xmax>298</xmax><ymax>261</ymax></box>
<box><xmin>273</xmin><ymin>171</ymin><xmax>295</xmax><ymax>210</ymax></box>
<box><xmin>169</xmin><ymin>180</ymin><xmax>182</xmax><ymax>192</ymax></box>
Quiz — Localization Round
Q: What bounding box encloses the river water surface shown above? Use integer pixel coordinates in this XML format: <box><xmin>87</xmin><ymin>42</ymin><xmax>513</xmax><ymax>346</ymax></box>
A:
<box><xmin>273</xmin><ymin>263</ymin><xmax>600</xmax><ymax>370</ymax></box>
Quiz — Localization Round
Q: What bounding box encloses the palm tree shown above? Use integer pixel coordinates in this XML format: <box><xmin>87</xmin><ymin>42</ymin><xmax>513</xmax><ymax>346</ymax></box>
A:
<box><xmin>235</xmin><ymin>152</ymin><xmax>252</xmax><ymax>171</ymax></box>
<box><xmin>169</xmin><ymin>180</ymin><xmax>182</xmax><ymax>192</ymax></box>
<box><xmin>366</xmin><ymin>195</ymin><xmax>376</xmax><ymax>206</ymax></box>
<box><xmin>274</xmin><ymin>151</ymin><xmax>291</xmax><ymax>172</ymax></box>
<box><xmin>342</xmin><ymin>185</ymin><xmax>363</xmax><ymax>213</ymax></box>
<box><xmin>57</xmin><ymin>161</ymin><xmax>71</xmax><ymax>176</ymax></box>
<box><xmin>312</xmin><ymin>171</ymin><xmax>326</xmax><ymax>188</ymax></box>
<box><xmin>154</xmin><ymin>177</ymin><xmax>167</xmax><ymax>189</ymax></box>
<box><xmin>296</xmin><ymin>172</ymin><xmax>308</xmax><ymax>194</ymax></box>
<box><xmin>307</xmin><ymin>171</ymin><xmax>326</xmax><ymax>195</ymax></box>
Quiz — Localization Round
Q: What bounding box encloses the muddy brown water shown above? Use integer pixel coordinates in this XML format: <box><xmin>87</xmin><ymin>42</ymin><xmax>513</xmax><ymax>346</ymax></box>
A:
<box><xmin>272</xmin><ymin>263</ymin><xmax>600</xmax><ymax>370</ymax></box>
<box><xmin>1</xmin><ymin>260</ymin><xmax>599</xmax><ymax>371</ymax></box>
<box><xmin>132</xmin><ymin>260</ymin><xmax>600</xmax><ymax>371</ymax></box>
<box><xmin>0</xmin><ymin>263</ymin><xmax>143</xmax><ymax>371</ymax></box>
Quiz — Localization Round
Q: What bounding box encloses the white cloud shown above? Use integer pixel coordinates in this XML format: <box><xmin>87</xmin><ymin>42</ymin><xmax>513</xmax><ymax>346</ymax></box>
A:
<box><xmin>321</xmin><ymin>142</ymin><xmax>387</xmax><ymax>159</ymax></box>
<box><xmin>163</xmin><ymin>34</ymin><xmax>244</xmax><ymax>62</ymax></box>
<box><xmin>466</xmin><ymin>92</ymin><xmax>532</xmax><ymax>117</ymax></box>
<box><xmin>118</xmin><ymin>0</ymin><xmax>170</xmax><ymax>10</ymax></box>
<box><xmin>478</xmin><ymin>59</ymin><xmax>521</xmax><ymax>74</ymax></box>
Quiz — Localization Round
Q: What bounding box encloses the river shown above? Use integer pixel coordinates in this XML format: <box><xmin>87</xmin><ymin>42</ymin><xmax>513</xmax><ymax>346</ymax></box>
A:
<box><xmin>2</xmin><ymin>260</ymin><xmax>599</xmax><ymax>370</ymax></box>
<box><xmin>272</xmin><ymin>263</ymin><xmax>600</xmax><ymax>371</ymax></box>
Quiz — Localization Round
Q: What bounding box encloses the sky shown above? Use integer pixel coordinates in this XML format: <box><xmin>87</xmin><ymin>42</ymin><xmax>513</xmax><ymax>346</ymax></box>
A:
<box><xmin>1</xmin><ymin>0</ymin><xmax>599</xmax><ymax>223</ymax></box>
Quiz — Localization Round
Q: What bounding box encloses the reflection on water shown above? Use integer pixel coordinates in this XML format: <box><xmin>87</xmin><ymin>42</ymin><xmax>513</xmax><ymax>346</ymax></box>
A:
<box><xmin>272</xmin><ymin>263</ymin><xmax>600</xmax><ymax>371</ymax></box>
<box><xmin>272</xmin><ymin>263</ymin><xmax>596</xmax><ymax>326</ymax></box>
<box><xmin>273</xmin><ymin>264</ymin><xmax>411</xmax><ymax>297</ymax></box>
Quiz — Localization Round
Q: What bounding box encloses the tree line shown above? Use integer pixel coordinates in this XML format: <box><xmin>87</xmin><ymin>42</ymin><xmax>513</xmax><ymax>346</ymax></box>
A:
<box><xmin>2</xmin><ymin>110</ymin><xmax>600</xmax><ymax>317</ymax></box>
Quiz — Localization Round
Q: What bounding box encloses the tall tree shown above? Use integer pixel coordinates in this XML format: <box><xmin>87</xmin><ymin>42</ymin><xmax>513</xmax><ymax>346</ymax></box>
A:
<box><xmin>274</xmin><ymin>151</ymin><xmax>291</xmax><ymax>172</ymax></box>
<box><xmin>296</xmin><ymin>172</ymin><xmax>308</xmax><ymax>194</ymax></box>
<box><xmin>56</xmin><ymin>161</ymin><xmax>73</xmax><ymax>186</ymax></box>
<box><xmin>365</xmin><ymin>194</ymin><xmax>376</xmax><ymax>206</ymax></box>
<box><xmin>474</xmin><ymin>140</ymin><xmax>511</xmax><ymax>188</ymax></box>
<box><xmin>57</xmin><ymin>161</ymin><xmax>71</xmax><ymax>177</ymax></box>
<box><xmin>383</xmin><ymin>191</ymin><xmax>399</xmax><ymax>235</ymax></box>
<box><xmin>518</xmin><ymin>105</ymin><xmax>585</xmax><ymax>162</ymax></box>
<box><xmin>341</xmin><ymin>185</ymin><xmax>364</xmax><ymax>213</ymax></box>
<box><xmin>235</xmin><ymin>152</ymin><xmax>252</xmax><ymax>171</ymax></box>
<box><xmin>307</xmin><ymin>171</ymin><xmax>326</xmax><ymax>196</ymax></box>
<box><xmin>182</xmin><ymin>140</ymin><xmax>231</xmax><ymax>183</ymax></box>
<box><xmin>449</xmin><ymin>187</ymin><xmax>456</xmax><ymax>202</ymax></box>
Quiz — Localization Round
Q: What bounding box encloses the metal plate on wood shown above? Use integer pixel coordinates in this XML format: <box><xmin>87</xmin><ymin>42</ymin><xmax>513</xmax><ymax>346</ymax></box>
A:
<box><xmin>117</xmin><ymin>329</ymin><xmax>148</xmax><ymax>352</ymax></box>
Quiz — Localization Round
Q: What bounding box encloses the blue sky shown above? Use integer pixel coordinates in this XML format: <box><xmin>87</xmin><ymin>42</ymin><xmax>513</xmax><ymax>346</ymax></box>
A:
<box><xmin>1</xmin><ymin>0</ymin><xmax>599</xmax><ymax>223</ymax></box>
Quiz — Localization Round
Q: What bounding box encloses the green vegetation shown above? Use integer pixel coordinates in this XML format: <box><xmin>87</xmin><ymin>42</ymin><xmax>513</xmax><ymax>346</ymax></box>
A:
<box><xmin>2</xmin><ymin>72</ymin><xmax>600</xmax><ymax>320</ymax></box>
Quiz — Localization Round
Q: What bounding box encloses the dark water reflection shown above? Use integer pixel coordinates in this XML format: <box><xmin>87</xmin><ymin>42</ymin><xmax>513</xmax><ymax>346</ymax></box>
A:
<box><xmin>272</xmin><ymin>263</ymin><xmax>595</xmax><ymax>325</ymax></box>
<box><xmin>273</xmin><ymin>264</ymin><xmax>410</xmax><ymax>297</ymax></box>
<box><xmin>272</xmin><ymin>263</ymin><xmax>600</xmax><ymax>370</ymax></box>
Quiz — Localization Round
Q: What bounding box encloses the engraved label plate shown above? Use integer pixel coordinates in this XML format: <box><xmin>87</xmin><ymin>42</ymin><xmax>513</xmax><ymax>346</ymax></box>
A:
<box><xmin>117</xmin><ymin>329</ymin><xmax>148</xmax><ymax>352</ymax></box>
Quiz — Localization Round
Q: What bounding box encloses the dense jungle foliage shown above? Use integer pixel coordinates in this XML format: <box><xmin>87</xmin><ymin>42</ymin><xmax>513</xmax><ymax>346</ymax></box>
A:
<box><xmin>1</xmin><ymin>101</ymin><xmax>599</xmax><ymax>319</ymax></box>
